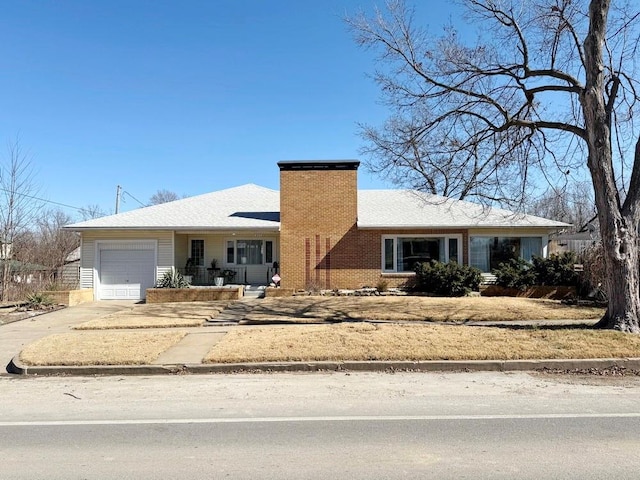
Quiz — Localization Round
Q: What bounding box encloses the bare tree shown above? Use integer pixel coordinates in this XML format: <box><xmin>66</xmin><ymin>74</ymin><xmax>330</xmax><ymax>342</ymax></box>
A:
<box><xmin>78</xmin><ymin>204</ymin><xmax>108</xmax><ymax>221</ymax></box>
<box><xmin>0</xmin><ymin>139</ymin><xmax>42</xmax><ymax>301</ymax></box>
<box><xmin>149</xmin><ymin>189</ymin><xmax>179</xmax><ymax>205</ymax></box>
<box><xmin>530</xmin><ymin>182</ymin><xmax>596</xmax><ymax>230</ymax></box>
<box><xmin>32</xmin><ymin>209</ymin><xmax>79</xmax><ymax>272</ymax></box>
<box><xmin>348</xmin><ymin>0</ymin><xmax>640</xmax><ymax>331</ymax></box>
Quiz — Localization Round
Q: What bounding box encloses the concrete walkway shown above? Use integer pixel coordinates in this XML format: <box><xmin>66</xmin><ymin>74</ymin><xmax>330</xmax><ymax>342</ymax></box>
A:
<box><xmin>152</xmin><ymin>329</ymin><xmax>228</xmax><ymax>364</ymax></box>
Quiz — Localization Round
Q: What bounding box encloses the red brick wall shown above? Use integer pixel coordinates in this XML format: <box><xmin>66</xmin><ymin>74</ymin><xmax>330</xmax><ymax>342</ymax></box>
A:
<box><xmin>278</xmin><ymin>161</ymin><xmax>469</xmax><ymax>291</ymax></box>
<box><xmin>280</xmin><ymin>166</ymin><xmax>358</xmax><ymax>290</ymax></box>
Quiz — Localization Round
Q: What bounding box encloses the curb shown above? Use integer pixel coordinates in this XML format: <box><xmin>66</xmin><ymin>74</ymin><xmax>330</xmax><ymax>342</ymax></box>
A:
<box><xmin>8</xmin><ymin>356</ymin><xmax>640</xmax><ymax>376</ymax></box>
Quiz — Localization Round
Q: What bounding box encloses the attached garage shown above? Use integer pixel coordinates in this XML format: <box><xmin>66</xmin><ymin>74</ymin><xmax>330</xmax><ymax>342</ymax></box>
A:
<box><xmin>97</xmin><ymin>242</ymin><xmax>157</xmax><ymax>300</ymax></box>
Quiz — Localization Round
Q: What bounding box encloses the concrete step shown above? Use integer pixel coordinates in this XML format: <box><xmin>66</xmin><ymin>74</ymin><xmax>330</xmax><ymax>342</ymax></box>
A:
<box><xmin>244</xmin><ymin>285</ymin><xmax>266</xmax><ymax>299</ymax></box>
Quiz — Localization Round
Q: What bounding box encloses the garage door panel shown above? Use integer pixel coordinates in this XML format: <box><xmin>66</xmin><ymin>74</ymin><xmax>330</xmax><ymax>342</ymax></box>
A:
<box><xmin>100</xmin><ymin>285</ymin><xmax>142</xmax><ymax>300</ymax></box>
<box><xmin>99</xmin><ymin>248</ymin><xmax>155</xmax><ymax>300</ymax></box>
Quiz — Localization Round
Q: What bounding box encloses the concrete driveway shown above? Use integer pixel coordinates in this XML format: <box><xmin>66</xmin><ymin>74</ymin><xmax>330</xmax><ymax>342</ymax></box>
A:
<box><xmin>0</xmin><ymin>301</ymin><xmax>137</xmax><ymax>375</ymax></box>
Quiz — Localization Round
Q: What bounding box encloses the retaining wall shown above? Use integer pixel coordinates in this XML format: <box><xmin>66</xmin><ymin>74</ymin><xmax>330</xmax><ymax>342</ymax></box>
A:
<box><xmin>146</xmin><ymin>287</ymin><xmax>243</xmax><ymax>303</ymax></box>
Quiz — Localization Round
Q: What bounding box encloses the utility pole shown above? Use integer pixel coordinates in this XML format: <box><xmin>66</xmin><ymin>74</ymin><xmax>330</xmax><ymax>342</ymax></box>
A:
<box><xmin>115</xmin><ymin>185</ymin><xmax>122</xmax><ymax>214</ymax></box>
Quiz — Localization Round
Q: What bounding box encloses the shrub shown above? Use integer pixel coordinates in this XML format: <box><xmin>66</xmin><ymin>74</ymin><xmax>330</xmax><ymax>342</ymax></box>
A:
<box><xmin>376</xmin><ymin>278</ymin><xmax>389</xmax><ymax>292</ymax></box>
<box><xmin>25</xmin><ymin>292</ymin><xmax>54</xmax><ymax>310</ymax></box>
<box><xmin>493</xmin><ymin>253</ymin><xmax>579</xmax><ymax>290</ymax></box>
<box><xmin>492</xmin><ymin>258</ymin><xmax>536</xmax><ymax>290</ymax></box>
<box><xmin>304</xmin><ymin>279</ymin><xmax>323</xmax><ymax>295</ymax></box>
<box><xmin>156</xmin><ymin>269</ymin><xmax>190</xmax><ymax>288</ymax></box>
<box><xmin>532</xmin><ymin>252</ymin><xmax>579</xmax><ymax>286</ymax></box>
<box><xmin>414</xmin><ymin>260</ymin><xmax>481</xmax><ymax>296</ymax></box>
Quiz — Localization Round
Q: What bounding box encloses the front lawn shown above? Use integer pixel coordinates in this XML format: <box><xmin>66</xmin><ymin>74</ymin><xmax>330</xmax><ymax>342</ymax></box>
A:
<box><xmin>203</xmin><ymin>323</ymin><xmax>639</xmax><ymax>364</ymax></box>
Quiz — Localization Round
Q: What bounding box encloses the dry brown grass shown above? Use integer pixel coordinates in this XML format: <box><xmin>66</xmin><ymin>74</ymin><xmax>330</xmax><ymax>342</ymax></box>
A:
<box><xmin>75</xmin><ymin>301</ymin><xmax>230</xmax><ymax>330</ymax></box>
<box><xmin>19</xmin><ymin>330</ymin><xmax>188</xmax><ymax>366</ymax></box>
<box><xmin>203</xmin><ymin>324</ymin><xmax>640</xmax><ymax>363</ymax></box>
<box><xmin>245</xmin><ymin>296</ymin><xmax>603</xmax><ymax>323</ymax></box>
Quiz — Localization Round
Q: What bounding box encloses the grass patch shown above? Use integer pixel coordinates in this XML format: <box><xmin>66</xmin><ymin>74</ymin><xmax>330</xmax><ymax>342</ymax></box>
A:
<box><xmin>19</xmin><ymin>330</ymin><xmax>187</xmax><ymax>366</ymax></box>
<box><xmin>244</xmin><ymin>296</ymin><xmax>603</xmax><ymax>323</ymax></box>
<box><xmin>75</xmin><ymin>301</ymin><xmax>230</xmax><ymax>330</ymax></box>
<box><xmin>203</xmin><ymin>324</ymin><xmax>640</xmax><ymax>363</ymax></box>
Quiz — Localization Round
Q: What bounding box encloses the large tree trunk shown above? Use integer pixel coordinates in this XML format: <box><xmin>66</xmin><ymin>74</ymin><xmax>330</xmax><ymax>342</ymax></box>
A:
<box><xmin>593</xmin><ymin>219</ymin><xmax>640</xmax><ymax>332</ymax></box>
<box><xmin>582</xmin><ymin>0</ymin><xmax>640</xmax><ymax>332</ymax></box>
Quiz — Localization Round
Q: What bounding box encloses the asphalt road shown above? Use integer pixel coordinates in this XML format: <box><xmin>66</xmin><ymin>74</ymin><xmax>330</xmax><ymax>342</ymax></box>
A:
<box><xmin>1</xmin><ymin>371</ymin><xmax>640</xmax><ymax>479</ymax></box>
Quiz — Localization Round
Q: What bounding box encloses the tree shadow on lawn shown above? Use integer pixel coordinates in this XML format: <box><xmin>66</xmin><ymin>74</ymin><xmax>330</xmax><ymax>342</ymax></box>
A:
<box><xmin>239</xmin><ymin>298</ymin><xmax>360</xmax><ymax>324</ymax></box>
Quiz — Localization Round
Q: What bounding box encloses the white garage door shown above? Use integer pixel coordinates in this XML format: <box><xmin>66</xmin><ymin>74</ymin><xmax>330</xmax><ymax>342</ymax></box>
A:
<box><xmin>99</xmin><ymin>249</ymin><xmax>156</xmax><ymax>300</ymax></box>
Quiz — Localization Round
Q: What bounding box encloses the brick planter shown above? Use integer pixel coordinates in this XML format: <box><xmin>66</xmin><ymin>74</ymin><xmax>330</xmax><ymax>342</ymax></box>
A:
<box><xmin>264</xmin><ymin>287</ymin><xmax>295</xmax><ymax>297</ymax></box>
<box><xmin>146</xmin><ymin>287</ymin><xmax>243</xmax><ymax>303</ymax></box>
<box><xmin>480</xmin><ymin>285</ymin><xmax>576</xmax><ymax>300</ymax></box>
<box><xmin>41</xmin><ymin>289</ymin><xmax>94</xmax><ymax>306</ymax></box>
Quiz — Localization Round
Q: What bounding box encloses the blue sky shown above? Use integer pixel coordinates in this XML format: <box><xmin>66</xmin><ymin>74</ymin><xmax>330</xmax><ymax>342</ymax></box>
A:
<box><xmin>0</xmin><ymin>0</ymin><xmax>461</xmax><ymax>216</ymax></box>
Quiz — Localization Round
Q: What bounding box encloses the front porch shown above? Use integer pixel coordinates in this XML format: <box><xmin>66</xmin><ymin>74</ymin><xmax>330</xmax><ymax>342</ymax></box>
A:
<box><xmin>175</xmin><ymin>232</ymin><xmax>280</xmax><ymax>287</ymax></box>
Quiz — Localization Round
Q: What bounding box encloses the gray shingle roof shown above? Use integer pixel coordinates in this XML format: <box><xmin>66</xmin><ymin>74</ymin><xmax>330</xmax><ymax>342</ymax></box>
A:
<box><xmin>357</xmin><ymin>190</ymin><xmax>569</xmax><ymax>228</ymax></box>
<box><xmin>66</xmin><ymin>184</ymin><xmax>568</xmax><ymax>230</ymax></box>
<box><xmin>66</xmin><ymin>184</ymin><xmax>280</xmax><ymax>230</ymax></box>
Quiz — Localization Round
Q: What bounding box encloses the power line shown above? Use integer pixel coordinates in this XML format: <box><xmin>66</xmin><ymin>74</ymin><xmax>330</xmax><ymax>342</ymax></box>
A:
<box><xmin>0</xmin><ymin>186</ymin><xmax>148</xmax><ymax>216</ymax></box>
<box><xmin>0</xmin><ymin>187</ymin><xmax>86</xmax><ymax>212</ymax></box>
<box><xmin>121</xmin><ymin>190</ymin><xmax>147</xmax><ymax>208</ymax></box>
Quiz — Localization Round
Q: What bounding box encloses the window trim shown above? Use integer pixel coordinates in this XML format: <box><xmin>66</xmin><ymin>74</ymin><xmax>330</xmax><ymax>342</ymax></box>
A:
<box><xmin>381</xmin><ymin>234</ymin><xmax>463</xmax><ymax>273</ymax></box>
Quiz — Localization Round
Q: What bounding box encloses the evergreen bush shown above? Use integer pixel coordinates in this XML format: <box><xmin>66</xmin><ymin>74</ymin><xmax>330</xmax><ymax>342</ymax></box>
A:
<box><xmin>414</xmin><ymin>260</ymin><xmax>481</xmax><ymax>296</ymax></box>
<box><xmin>532</xmin><ymin>252</ymin><xmax>578</xmax><ymax>286</ymax></box>
<box><xmin>493</xmin><ymin>253</ymin><xmax>578</xmax><ymax>289</ymax></box>
<box><xmin>493</xmin><ymin>258</ymin><xmax>536</xmax><ymax>290</ymax></box>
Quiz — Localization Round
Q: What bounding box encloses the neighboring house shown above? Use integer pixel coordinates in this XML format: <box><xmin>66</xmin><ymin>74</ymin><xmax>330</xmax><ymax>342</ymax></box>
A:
<box><xmin>58</xmin><ymin>246</ymin><xmax>81</xmax><ymax>288</ymax></box>
<box><xmin>66</xmin><ymin>160</ymin><xmax>569</xmax><ymax>301</ymax></box>
<box><xmin>0</xmin><ymin>260</ymin><xmax>51</xmax><ymax>285</ymax></box>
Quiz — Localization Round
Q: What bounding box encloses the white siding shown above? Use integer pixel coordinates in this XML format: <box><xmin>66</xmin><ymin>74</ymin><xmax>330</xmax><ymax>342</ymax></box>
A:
<box><xmin>157</xmin><ymin>232</ymin><xmax>174</xmax><ymax>279</ymax></box>
<box><xmin>79</xmin><ymin>230</ymin><xmax>174</xmax><ymax>291</ymax></box>
<box><xmin>79</xmin><ymin>237</ymin><xmax>95</xmax><ymax>289</ymax></box>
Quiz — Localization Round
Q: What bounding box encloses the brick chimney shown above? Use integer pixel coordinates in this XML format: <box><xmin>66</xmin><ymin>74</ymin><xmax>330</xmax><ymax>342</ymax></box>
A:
<box><xmin>278</xmin><ymin>160</ymin><xmax>359</xmax><ymax>291</ymax></box>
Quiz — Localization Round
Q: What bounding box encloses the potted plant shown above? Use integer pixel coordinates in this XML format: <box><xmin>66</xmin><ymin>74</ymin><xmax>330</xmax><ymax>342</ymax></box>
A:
<box><xmin>184</xmin><ymin>258</ymin><xmax>197</xmax><ymax>283</ymax></box>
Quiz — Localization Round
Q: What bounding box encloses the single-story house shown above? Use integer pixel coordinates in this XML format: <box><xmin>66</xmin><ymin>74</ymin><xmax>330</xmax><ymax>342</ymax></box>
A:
<box><xmin>57</xmin><ymin>246</ymin><xmax>81</xmax><ymax>288</ymax></box>
<box><xmin>66</xmin><ymin>160</ymin><xmax>569</xmax><ymax>300</ymax></box>
<box><xmin>0</xmin><ymin>260</ymin><xmax>52</xmax><ymax>285</ymax></box>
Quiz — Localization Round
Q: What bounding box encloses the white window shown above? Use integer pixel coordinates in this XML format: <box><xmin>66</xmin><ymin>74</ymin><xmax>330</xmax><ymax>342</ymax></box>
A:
<box><xmin>225</xmin><ymin>239</ymin><xmax>274</xmax><ymax>265</ymax></box>
<box><xmin>382</xmin><ymin>235</ymin><xmax>462</xmax><ymax>273</ymax></box>
<box><xmin>469</xmin><ymin>236</ymin><xmax>543</xmax><ymax>273</ymax></box>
